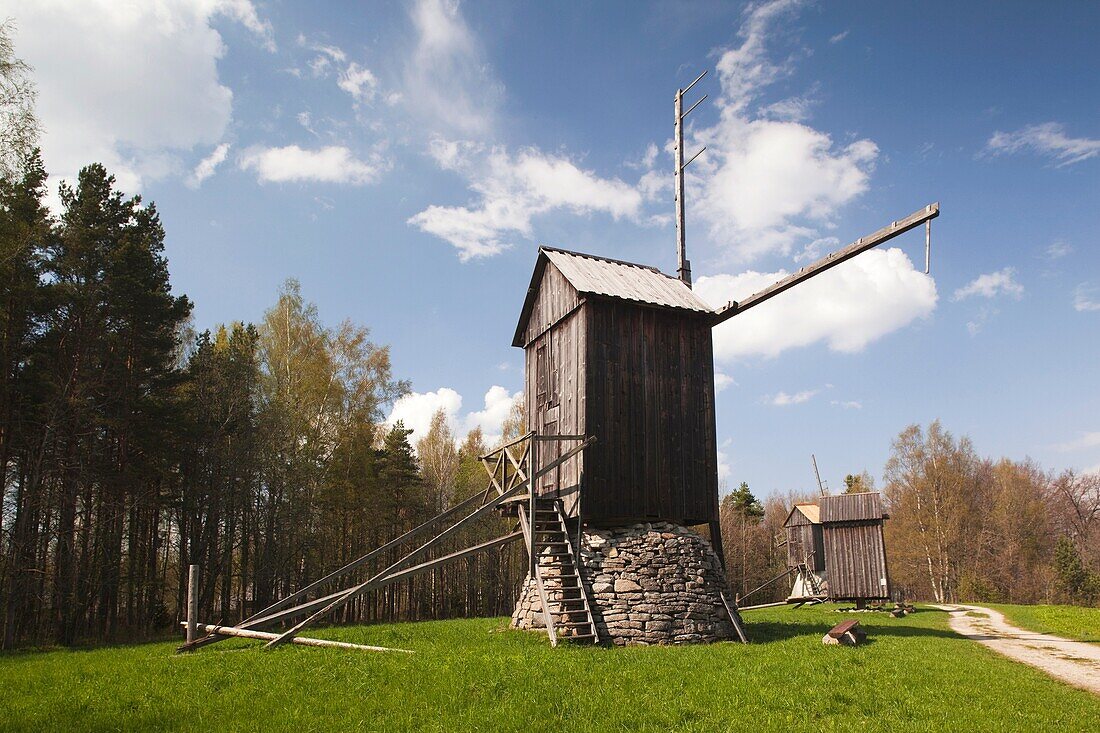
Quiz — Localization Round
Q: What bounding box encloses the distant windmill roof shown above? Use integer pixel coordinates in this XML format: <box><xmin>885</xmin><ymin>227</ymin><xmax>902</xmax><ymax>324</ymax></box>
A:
<box><xmin>513</xmin><ymin>247</ymin><xmax>714</xmax><ymax>346</ymax></box>
<box><xmin>792</xmin><ymin>503</ymin><xmax>821</xmax><ymax>524</ymax></box>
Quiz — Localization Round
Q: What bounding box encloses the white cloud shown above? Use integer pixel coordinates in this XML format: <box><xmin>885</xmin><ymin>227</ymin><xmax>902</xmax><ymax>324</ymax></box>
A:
<box><xmin>759</xmin><ymin>93</ymin><xmax>817</xmax><ymax>123</ymax></box>
<box><xmin>216</xmin><ymin>0</ymin><xmax>276</xmax><ymax>51</ymax></box>
<box><xmin>385</xmin><ymin>385</ymin><xmax>520</xmax><ymax>449</ymax></box>
<box><xmin>403</xmin><ymin>0</ymin><xmax>500</xmax><ymax>136</ymax></box>
<box><xmin>717</xmin><ymin>438</ymin><xmax>733</xmax><ymax>487</ymax></box>
<box><xmin>625</xmin><ymin>142</ymin><xmax>659</xmax><ymax>170</ymax></box>
<box><xmin>831</xmin><ymin>400</ymin><xmax>862</xmax><ymax>409</ymax></box>
<box><xmin>239</xmin><ymin>145</ymin><xmax>382</xmax><ymax>185</ymax></box>
<box><xmin>463</xmin><ymin>385</ymin><xmax>519</xmax><ymax>446</ymax></box>
<box><xmin>1074</xmin><ymin>284</ymin><xmax>1100</xmax><ymax>312</ymax></box>
<box><xmin>687</xmin><ymin>0</ymin><xmax>879</xmax><ymax>262</ymax></box>
<box><xmin>953</xmin><ymin>268</ymin><xmax>1024</xmax><ymax>301</ymax></box>
<box><xmin>187</xmin><ymin>142</ymin><xmax>230</xmax><ymax>188</ymax></box>
<box><xmin>696</xmin><ymin>247</ymin><xmax>937</xmax><ymax>360</ymax></box>
<box><xmin>9</xmin><ymin>0</ymin><xmax>272</xmax><ymax>196</ymax></box>
<box><xmin>829</xmin><ymin>30</ymin><xmax>849</xmax><ymax>44</ymax></box>
<box><xmin>300</xmin><ymin>38</ymin><xmax>379</xmax><ymax>106</ymax></box>
<box><xmin>386</xmin><ymin>387</ymin><xmax>463</xmax><ymax>445</ymax></box>
<box><xmin>1044</xmin><ymin>240</ymin><xmax>1073</xmax><ymax>260</ymax></box>
<box><xmin>986</xmin><ymin>122</ymin><xmax>1100</xmax><ymax>167</ymax></box>
<box><xmin>965</xmin><ymin>305</ymin><xmax>999</xmax><ymax>336</ymax></box>
<box><xmin>794</xmin><ymin>236</ymin><xmax>838</xmax><ymax>263</ymax></box>
<box><xmin>714</xmin><ymin>372</ymin><xmax>736</xmax><ymax>393</ymax></box>
<box><xmin>1053</xmin><ymin>432</ymin><xmax>1100</xmax><ymax>453</ymax></box>
<box><xmin>768</xmin><ymin>389</ymin><xmax>819</xmax><ymax>406</ymax></box>
<box><xmin>338</xmin><ymin>62</ymin><xmax>378</xmax><ymax>103</ymax></box>
<box><xmin>410</xmin><ymin>141</ymin><xmax>644</xmax><ymax>259</ymax></box>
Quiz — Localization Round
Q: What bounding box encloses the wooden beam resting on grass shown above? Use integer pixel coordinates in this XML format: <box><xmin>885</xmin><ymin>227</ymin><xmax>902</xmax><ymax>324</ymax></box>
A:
<box><xmin>737</xmin><ymin>601</ymin><xmax>792</xmax><ymax>611</ymax></box>
<box><xmin>179</xmin><ymin>623</ymin><xmax>414</xmax><ymax>653</ymax></box>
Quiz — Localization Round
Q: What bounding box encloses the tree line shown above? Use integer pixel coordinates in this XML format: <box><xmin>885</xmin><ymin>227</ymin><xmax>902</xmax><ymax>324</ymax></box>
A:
<box><xmin>0</xmin><ymin>28</ymin><xmax>528</xmax><ymax>648</ymax></box>
<box><xmin>719</xmin><ymin>422</ymin><xmax>1100</xmax><ymax>607</ymax></box>
<box><xmin>0</xmin><ymin>157</ymin><xmax>526</xmax><ymax>648</ymax></box>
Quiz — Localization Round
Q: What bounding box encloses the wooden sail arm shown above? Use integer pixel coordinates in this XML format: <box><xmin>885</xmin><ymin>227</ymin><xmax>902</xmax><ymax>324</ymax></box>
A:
<box><xmin>711</xmin><ymin>202</ymin><xmax>940</xmax><ymax>327</ymax></box>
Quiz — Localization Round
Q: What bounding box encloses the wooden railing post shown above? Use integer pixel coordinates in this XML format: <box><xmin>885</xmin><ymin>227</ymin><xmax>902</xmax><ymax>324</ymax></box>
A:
<box><xmin>528</xmin><ymin>433</ymin><xmax>537</xmax><ymax>577</ymax></box>
<box><xmin>186</xmin><ymin>564</ymin><xmax>199</xmax><ymax>645</ymax></box>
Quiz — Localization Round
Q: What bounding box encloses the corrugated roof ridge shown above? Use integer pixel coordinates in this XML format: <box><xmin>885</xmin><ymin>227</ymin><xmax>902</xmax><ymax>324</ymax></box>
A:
<box><xmin>539</xmin><ymin>245</ymin><xmax>669</xmax><ymax>277</ymax></box>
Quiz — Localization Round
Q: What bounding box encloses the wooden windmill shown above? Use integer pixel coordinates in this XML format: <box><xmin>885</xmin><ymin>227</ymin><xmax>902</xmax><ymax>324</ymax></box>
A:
<box><xmin>781</xmin><ymin>492</ymin><xmax>891</xmax><ymax>607</ymax></box>
<box><xmin>178</xmin><ymin>72</ymin><xmax>938</xmax><ymax>652</ymax></box>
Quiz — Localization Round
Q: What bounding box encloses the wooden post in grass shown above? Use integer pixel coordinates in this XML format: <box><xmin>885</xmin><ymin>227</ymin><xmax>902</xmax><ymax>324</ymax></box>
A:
<box><xmin>186</xmin><ymin>564</ymin><xmax>198</xmax><ymax>645</ymax></box>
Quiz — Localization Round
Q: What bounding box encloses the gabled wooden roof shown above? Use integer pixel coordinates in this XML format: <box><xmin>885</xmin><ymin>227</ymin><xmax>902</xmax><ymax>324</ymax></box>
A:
<box><xmin>513</xmin><ymin>247</ymin><xmax>713</xmax><ymax>346</ymax></box>
<box><xmin>784</xmin><ymin>502</ymin><xmax>820</xmax><ymax>526</ymax></box>
<box><xmin>819</xmin><ymin>492</ymin><xmax>885</xmax><ymax>522</ymax></box>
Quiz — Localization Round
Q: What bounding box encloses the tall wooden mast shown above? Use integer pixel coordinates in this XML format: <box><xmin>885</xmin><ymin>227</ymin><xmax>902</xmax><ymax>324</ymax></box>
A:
<box><xmin>675</xmin><ymin>70</ymin><xmax>708</xmax><ymax>287</ymax></box>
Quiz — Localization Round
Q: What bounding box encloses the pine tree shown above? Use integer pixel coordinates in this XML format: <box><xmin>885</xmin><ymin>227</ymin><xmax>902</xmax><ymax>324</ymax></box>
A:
<box><xmin>379</xmin><ymin>421</ymin><xmax>424</xmax><ymax>522</ymax></box>
<box><xmin>1053</xmin><ymin>536</ymin><xmax>1092</xmax><ymax>603</ymax></box>
<box><xmin>0</xmin><ymin>150</ymin><xmax>51</xmax><ymax>649</ymax></box>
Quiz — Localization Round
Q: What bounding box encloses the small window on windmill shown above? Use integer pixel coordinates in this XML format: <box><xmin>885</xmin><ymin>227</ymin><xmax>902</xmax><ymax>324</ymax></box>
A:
<box><xmin>536</xmin><ymin>343</ymin><xmax>548</xmax><ymax>405</ymax></box>
<box><xmin>547</xmin><ymin>337</ymin><xmax>559</xmax><ymax>407</ymax></box>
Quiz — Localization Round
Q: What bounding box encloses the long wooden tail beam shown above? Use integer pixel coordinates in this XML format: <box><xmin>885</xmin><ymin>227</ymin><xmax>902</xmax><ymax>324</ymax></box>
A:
<box><xmin>180</xmin><ymin>622</ymin><xmax>414</xmax><ymax>653</ymax></box>
<box><xmin>711</xmin><ymin>202</ymin><xmax>940</xmax><ymax>326</ymax></box>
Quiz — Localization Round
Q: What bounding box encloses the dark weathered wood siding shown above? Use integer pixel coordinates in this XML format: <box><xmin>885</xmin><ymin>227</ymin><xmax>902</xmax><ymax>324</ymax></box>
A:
<box><xmin>524</xmin><ymin>303</ymin><xmax>586</xmax><ymax>516</ymax></box>
<box><xmin>785</xmin><ymin>509</ymin><xmax>825</xmax><ymax>571</ymax></box>
<box><xmin>580</xmin><ymin>299</ymin><xmax>718</xmax><ymax>525</ymax></box>
<box><xmin>823</xmin><ymin>522</ymin><xmax>890</xmax><ymax>600</ymax></box>
<box><xmin>787</xmin><ymin>526</ymin><xmax>825</xmax><ymax>571</ymax></box>
<box><xmin>520</xmin><ymin>261</ymin><xmax>581</xmax><ymax>347</ymax></box>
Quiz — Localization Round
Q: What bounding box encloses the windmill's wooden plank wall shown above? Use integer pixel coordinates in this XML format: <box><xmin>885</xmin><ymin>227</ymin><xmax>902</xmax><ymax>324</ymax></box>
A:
<box><xmin>787</xmin><ymin>524</ymin><xmax>825</xmax><ymax>571</ymax></box>
<box><xmin>524</xmin><ymin>307</ymin><xmax>586</xmax><ymax>515</ymax></box>
<box><xmin>520</xmin><ymin>262</ymin><xmax>581</xmax><ymax>347</ymax></box>
<box><xmin>581</xmin><ymin>299</ymin><xmax>717</xmax><ymax>525</ymax></box>
<box><xmin>823</xmin><ymin>522</ymin><xmax>890</xmax><ymax>600</ymax></box>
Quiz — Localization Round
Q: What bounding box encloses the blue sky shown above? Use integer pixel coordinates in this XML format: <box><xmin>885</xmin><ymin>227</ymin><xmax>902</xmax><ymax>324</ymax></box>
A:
<box><xmin>6</xmin><ymin>0</ymin><xmax>1099</xmax><ymax>497</ymax></box>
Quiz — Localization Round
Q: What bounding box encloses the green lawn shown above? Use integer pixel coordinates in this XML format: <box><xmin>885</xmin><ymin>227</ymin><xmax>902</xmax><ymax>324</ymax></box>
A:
<box><xmin>1</xmin><ymin>605</ymin><xmax>1097</xmax><ymax>732</ymax></box>
<box><xmin>985</xmin><ymin>602</ymin><xmax>1100</xmax><ymax>643</ymax></box>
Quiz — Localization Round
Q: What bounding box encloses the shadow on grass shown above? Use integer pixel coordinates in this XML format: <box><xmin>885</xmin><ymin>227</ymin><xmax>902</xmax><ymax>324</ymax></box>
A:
<box><xmin>744</xmin><ymin>609</ymin><xmax>960</xmax><ymax>645</ymax></box>
<box><xmin>0</xmin><ymin>633</ymin><xmax>183</xmax><ymax>658</ymax></box>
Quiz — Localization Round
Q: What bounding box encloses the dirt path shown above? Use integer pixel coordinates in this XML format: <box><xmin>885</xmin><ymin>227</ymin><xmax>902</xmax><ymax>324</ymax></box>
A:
<box><xmin>936</xmin><ymin>604</ymin><xmax>1100</xmax><ymax>695</ymax></box>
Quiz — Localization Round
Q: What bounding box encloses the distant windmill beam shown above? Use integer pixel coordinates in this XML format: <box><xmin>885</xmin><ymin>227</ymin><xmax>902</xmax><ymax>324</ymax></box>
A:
<box><xmin>711</xmin><ymin>202</ymin><xmax>940</xmax><ymax>326</ymax></box>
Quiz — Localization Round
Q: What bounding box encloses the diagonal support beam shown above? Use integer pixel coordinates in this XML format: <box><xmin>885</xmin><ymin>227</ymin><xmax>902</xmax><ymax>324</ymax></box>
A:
<box><xmin>205</xmin><ymin>532</ymin><xmax>526</xmax><ymax>635</ymax></box>
<box><xmin>183</xmin><ymin>487</ymin><xmax>492</xmax><ymax>652</ymax></box>
<box><xmin>264</xmin><ymin>481</ymin><xmax>530</xmax><ymax>649</ymax></box>
<box><xmin>711</xmin><ymin>203</ymin><xmax>940</xmax><ymax>326</ymax></box>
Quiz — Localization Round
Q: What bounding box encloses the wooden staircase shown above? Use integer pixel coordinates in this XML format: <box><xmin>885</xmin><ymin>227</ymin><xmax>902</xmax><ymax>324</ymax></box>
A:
<box><xmin>517</xmin><ymin>496</ymin><xmax>599</xmax><ymax>646</ymax></box>
<box><xmin>791</xmin><ymin>558</ymin><xmax>827</xmax><ymax>603</ymax></box>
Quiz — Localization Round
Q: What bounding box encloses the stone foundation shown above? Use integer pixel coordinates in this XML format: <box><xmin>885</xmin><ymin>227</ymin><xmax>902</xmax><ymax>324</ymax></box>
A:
<box><xmin>512</xmin><ymin>521</ymin><xmax>736</xmax><ymax>645</ymax></box>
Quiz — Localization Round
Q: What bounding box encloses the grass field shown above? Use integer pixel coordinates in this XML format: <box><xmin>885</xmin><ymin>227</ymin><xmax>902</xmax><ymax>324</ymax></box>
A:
<box><xmin>984</xmin><ymin>602</ymin><xmax>1100</xmax><ymax>643</ymax></box>
<box><xmin>1</xmin><ymin>604</ymin><xmax>1098</xmax><ymax>732</ymax></box>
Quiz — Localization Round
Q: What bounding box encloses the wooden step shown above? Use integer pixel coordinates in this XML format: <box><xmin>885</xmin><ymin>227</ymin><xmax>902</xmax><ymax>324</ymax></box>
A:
<box><xmin>546</xmin><ymin>588</ymin><xmax>583</xmax><ymax>597</ymax></box>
